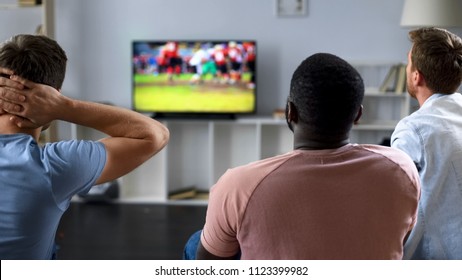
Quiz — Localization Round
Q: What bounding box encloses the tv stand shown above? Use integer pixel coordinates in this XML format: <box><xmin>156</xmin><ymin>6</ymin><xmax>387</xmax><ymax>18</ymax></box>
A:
<box><xmin>118</xmin><ymin>117</ymin><xmax>293</xmax><ymax>204</ymax></box>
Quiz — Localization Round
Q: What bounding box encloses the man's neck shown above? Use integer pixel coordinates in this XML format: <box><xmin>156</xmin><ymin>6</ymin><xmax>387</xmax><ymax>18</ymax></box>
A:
<box><xmin>294</xmin><ymin>139</ymin><xmax>349</xmax><ymax>150</ymax></box>
<box><xmin>416</xmin><ymin>90</ymin><xmax>434</xmax><ymax>107</ymax></box>
<box><xmin>0</xmin><ymin>115</ymin><xmax>41</xmax><ymax>140</ymax></box>
<box><xmin>410</xmin><ymin>83</ymin><xmax>437</xmax><ymax>107</ymax></box>
<box><xmin>293</xmin><ymin>127</ymin><xmax>349</xmax><ymax>150</ymax></box>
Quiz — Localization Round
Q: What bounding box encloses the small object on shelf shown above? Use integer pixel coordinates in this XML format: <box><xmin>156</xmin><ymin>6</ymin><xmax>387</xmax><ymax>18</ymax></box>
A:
<box><xmin>35</xmin><ymin>24</ymin><xmax>44</xmax><ymax>35</ymax></box>
<box><xmin>379</xmin><ymin>65</ymin><xmax>398</xmax><ymax>93</ymax></box>
<box><xmin>168</xmin><ymin>186</ymin><xmax>209</xmax><ymax>201</ymax></box>
<box><xmin>379</xmin><ymin>63</ymin><xmax>407</xmax><ymax>94</ymax></box>
<box><xmin>193</xmin><ymin>191</ymin><xmax>209</xmax><ymax>200</ymax></box>
<box><xmin>168</xmin><ymin>186</ymin><xmax>197</xmax><ymax>200</ymax></box>
<box><xmin>272</xmin><ymin>108</ymin><xmax>286</xmax><ymax>120</ymax></box>
<box><xmin>78</xmin><ymin>180</ymin><xmax>120</xmax><ymax>202</ymax></box>
<box><xmin>394</xmin><ymin>64</ymin><xmax>407</xmax><ymax>94</ymax></box>
<box><xmin>18</xmin><ymin>0</ymin><xmax>42</xmax><ymax>6</ymax></box>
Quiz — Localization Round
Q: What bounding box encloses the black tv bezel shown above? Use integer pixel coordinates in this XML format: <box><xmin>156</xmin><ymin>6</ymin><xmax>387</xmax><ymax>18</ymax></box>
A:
<box><xmin>131</xmin><ymin>39</ymin><xmax>257</xmax><ymax>120</ymax></box>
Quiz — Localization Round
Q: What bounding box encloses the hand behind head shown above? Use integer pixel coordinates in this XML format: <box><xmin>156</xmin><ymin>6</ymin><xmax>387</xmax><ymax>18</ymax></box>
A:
<box><xmin>0</xmin><ymin>68</ymin><xmax>26</xmax><ymax>119</ymax></box>
<box><xmin>0</xmin><ymin>74</ymin><xmax>60</xmax><ymax>129</ymax></box>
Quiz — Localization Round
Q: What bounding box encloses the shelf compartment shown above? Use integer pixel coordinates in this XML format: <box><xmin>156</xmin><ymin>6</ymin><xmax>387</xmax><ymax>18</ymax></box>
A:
<box><xmin>165</xmin><ymin>121</ymin><xmax>211</xmax><ymax>194</ymax></box>
<box><xmin>260</xmin><ymin>122</ymin><xmax>293</xmax><ymax>159</ymax></box>
<box><xmin>212</xmin><ymin>122</ymin><xmax>259</xmax><ymax>183</ymax></box>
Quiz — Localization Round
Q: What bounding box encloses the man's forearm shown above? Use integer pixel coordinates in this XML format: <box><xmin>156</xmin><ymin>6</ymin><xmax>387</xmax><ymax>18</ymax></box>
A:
<box><xmin>60</xmin><ymin>97</ymin><xmax>165</xmax><ymax>142</ymax></box>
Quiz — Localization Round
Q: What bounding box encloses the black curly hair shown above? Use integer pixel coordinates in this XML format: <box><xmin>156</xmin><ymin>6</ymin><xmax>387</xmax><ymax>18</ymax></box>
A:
<box><xmin>288</xmin><ymin>53</ymin><xmax>364</xmax><ymax>138</ymax></box>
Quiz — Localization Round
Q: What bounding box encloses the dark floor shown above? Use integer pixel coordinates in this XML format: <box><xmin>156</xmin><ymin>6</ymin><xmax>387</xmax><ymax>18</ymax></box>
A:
<box><xmin>56</xmin><ymin>202</ymin><xmax>207</xmax><ymax>260</ymax></box>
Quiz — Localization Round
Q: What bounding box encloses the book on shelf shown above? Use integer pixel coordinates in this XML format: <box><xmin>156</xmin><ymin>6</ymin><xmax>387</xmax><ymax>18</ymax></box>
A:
<box><xmin>18</xmin><ymin>0</ymin><xmax>42</xmax><ymax>6</ymax></box>
<box><xmin>378</xmin><ymin>63</ymin><xmax>407</xmax><ymax>94</ymax></box>
<box><xmin>394</xmin><ymin>63</ymin><xmax>407</xmax><ymax>94</ymax></box>
<box><xmin>193</xmin><ymin>191</ymin><xmax>209</xmax><ymax>200</ymax></box>
<box><xmin>168</xmin><ymin>187</ymin><xmax>197</xmax><ymax>200</ymax></box>
<box><xmin>168</xmin><ymin>187</ymin><xmax>209</xmax><ymax>200</ymax></box>
<box><xmin>379</xmin><ymin>65</ymin><xmax>399</xmax><ymax>93</ymax></box>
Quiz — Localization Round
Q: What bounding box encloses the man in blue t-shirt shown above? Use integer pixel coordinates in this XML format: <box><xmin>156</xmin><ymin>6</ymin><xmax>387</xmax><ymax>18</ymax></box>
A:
<box><xmin>0</xmin><ymin>34</ymin><xmax>170</xmax><ymax>259</ymax></box>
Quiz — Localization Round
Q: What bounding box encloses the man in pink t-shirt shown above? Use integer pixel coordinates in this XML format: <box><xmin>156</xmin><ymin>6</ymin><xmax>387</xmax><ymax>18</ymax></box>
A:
<box><xmin>184</xmin><ymin>53</ymin><xmax>420</xmax><ymax>260</ymax></box>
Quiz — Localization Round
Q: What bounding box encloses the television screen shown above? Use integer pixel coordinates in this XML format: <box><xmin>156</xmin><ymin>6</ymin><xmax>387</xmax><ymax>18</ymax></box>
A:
<box><xmin>132</xmin><ymin>40</ymin><xmax>256</xmax><ymax>118</ymax></box>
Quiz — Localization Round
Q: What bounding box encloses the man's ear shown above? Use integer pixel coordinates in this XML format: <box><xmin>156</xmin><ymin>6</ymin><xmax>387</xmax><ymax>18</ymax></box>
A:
<box><xmin>285</xmin><ymin>100</ymin><xmax>298</xmax><ymax>132</ymax></box>
<box><xmin>287</xmin><ymin>101</ymin><xmax>298</xmax><ymax>124</ymax></box>
<box><xmin>410</xmin><ymin>68</ymin><xmax>425</xmax><ymax>87</ymax></box>
<box><xmin>415</xmin><ymin>70</ymin><xmax>428</xmax><ymax>87</ymax></box>
<box><xmin>354</xmin><ymin>105</ymin><xmax>363</xmax><ymax>125</ymax></box>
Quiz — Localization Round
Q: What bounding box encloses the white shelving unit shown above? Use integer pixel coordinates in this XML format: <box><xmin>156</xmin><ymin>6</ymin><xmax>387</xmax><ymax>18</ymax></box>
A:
<box><xmin>351</xmin><ymin>90</ymin><xmax>412</xmax><ymax>144</ymax></box>
<box><xmin>165</xmin><ymin>118</ymin><xmax>292</xmax><ymax>193</ymax></box>
<box><xmin>350</xmin><ymin>62</ymin><xmax>415</xmax><ymax>145</ymax></box>
<box><xmin>72</xmin><ymin>62</ymin><xmax>415</xmax><ymax>204</ymax></box>
<box><xmin>111</xmin><ymin>118</ymin><xmax>293</xmax><ymax>205</ymax></box>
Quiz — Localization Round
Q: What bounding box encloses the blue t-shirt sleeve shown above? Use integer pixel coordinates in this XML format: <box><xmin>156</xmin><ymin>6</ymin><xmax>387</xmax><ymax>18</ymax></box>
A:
<box><xmin>43</xmin><ymin>140</ymin><xmax>107</xmax><ymax>209</ymax></box>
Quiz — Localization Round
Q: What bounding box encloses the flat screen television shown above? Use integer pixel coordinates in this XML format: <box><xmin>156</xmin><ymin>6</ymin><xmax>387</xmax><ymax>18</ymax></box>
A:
<box><xmin>132</xmin><ymin>40</ymin><xmax>256</xmax><ymax>119</ymax></box>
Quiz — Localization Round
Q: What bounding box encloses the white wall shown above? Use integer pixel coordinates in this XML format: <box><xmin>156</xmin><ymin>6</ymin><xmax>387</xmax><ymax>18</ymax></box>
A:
<box><xmin>60</xmin><ymin>0</ymin><xmax>412</xmax><ymax>115</ymax></box>
<box><xmin>0</xmin><ymin>5</ymin><xmax>41</xmax><ymax>37</ymax></box>
<box><xmin>2</xmin><ymin>0</ymin><xmax>462</xmax><ymax>117</ymax></box>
